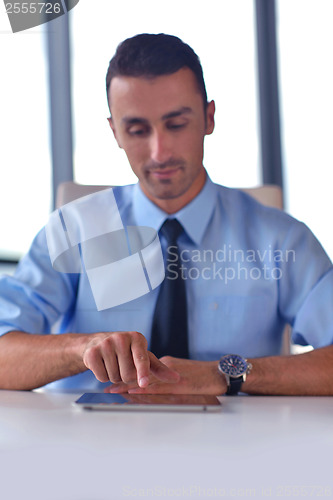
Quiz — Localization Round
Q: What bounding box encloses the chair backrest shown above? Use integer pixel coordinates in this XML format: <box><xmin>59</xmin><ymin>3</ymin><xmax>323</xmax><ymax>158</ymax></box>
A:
<box><xmin>56</xmin><ymin>181</ymin><xmax>283</xmax><ymax>210</ymax></box>
<box><xmin>240</xmin><ymin>185</ymin><xmax>283</xmax><ymax>210</ymax></box>
<box><xmin>56</xmin><ymin>181</ymin><xmax>111</xmax><ymax>208</ymax></box>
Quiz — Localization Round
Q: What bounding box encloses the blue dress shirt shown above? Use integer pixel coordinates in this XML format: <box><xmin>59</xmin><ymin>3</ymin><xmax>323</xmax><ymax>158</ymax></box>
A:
<box><xmin>0</xmin><ymin>176</ymin><xmax>332</xmax><ymax>390</ymax></box>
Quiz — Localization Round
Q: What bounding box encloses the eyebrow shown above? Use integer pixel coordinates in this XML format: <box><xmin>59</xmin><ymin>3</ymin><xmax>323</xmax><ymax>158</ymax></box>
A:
<box><xmin>122</xmin><ymin>106</ymin><xmax>193</xmax><ymax>125</ymax></box>
<box><xmin>161</xmin><ymin>106</ymin><xmax>193</xmax><ymax>120</ymax></box>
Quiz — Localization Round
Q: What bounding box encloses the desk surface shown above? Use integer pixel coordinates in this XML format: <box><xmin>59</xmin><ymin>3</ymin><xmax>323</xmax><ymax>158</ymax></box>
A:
<box><xmin>0</xmin><ymin>390</ymin><xmax>332</xmax><ymax>500</ymax></box>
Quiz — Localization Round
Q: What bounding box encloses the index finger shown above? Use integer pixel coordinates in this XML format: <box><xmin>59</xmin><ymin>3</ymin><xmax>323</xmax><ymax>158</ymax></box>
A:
<box><xmin>131</xmin><ymin>339</ymin><xmax>151</xmax><ymax>388</ymax></box>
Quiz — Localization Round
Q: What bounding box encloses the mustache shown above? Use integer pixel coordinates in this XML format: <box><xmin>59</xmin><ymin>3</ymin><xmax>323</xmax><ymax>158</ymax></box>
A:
<box><xmin>144</xmin><ymin>158</ymin><xmax>185</xmax><ymax>171</ymax></box>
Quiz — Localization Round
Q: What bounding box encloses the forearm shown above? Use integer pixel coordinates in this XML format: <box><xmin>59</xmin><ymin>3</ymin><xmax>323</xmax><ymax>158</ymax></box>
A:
<box><xmin>0</xmin><ymin>330</ymin><xmax>88</xmax><ymax>391</ymax></box>
<box><xmin>107</xmin><ymin>346</ymin><xmax>333</xmax><ymax>396</ymax></box>
<box><xmin>243</xmin><ymin>345</ymin><xmax>333</xmax><ymax>396</ymax></box>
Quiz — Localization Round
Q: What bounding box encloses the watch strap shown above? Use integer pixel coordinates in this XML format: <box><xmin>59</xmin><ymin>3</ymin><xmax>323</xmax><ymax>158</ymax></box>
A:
<box><xmin>226</xmin><ymin>376</ymin><xmax>244</xmax><ymax>395</ymax></box>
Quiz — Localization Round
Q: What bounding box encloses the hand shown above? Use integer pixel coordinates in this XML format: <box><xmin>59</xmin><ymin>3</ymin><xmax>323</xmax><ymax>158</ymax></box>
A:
<box><xmin>105</xmin><ymin>356</ymin><xmax>227</xmax><ymax>395</ymax></box>
<box><xmin>82</xmin><ymin>331</ymin><xmax>180</xmax><ymax>388</ymax></box>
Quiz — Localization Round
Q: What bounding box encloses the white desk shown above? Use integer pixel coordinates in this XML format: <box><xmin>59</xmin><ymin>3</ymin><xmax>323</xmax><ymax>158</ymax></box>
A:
<box><xmin>0</xmin><ymin>390</ymin><xmax>332</xmax><ymax>500</ymax></box>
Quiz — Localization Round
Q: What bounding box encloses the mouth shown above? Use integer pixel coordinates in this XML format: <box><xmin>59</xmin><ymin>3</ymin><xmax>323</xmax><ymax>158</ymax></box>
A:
<box><xmin>149</xmin><ymin>166</ymin><xmax>182</xmax><ymax>180</ymax></box>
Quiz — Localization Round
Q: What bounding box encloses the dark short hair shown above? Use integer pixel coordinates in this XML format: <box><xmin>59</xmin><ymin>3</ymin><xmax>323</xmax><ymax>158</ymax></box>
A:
<box><xmin>106</xmin><ymin>33</ymin><xmax>208</xmax><ymax>111</ymax></box>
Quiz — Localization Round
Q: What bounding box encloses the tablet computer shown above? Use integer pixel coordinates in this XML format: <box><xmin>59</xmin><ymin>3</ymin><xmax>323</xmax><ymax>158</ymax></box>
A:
<box><xmin>74</xmin><ymin>393</ymin><xmax>222</xmax><ymax>412</ymax></box>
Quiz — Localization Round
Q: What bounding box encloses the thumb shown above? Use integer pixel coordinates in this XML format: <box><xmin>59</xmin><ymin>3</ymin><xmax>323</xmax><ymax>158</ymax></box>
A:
<box><xmin>148</xmin><ymin>352</ymin><xmax>180</xmax><ymax>382</ymax></box>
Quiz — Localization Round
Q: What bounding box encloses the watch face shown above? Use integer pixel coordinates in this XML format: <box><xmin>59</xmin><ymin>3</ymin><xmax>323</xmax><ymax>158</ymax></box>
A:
<box><xmin>219</xmin><ymin>355</ymin><xmax>247</xmax><ymax>377</ymax></box>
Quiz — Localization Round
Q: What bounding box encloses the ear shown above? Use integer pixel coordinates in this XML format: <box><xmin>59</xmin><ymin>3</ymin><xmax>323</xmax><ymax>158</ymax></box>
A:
<box><xmin>107</xmin><ymin>117</ymin><xmax>123</xmax><ymax>149</ymax></box>
<box><xmin>205</xmin><ymin>100</ymin><xmax>215</xmax><ymax>135</ymax></box>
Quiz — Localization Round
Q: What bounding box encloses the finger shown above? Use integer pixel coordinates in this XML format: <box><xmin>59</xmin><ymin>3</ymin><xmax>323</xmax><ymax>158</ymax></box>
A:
<box><xmin>105</xmin><ymin>372</ymin><xmax>161</xmax><ymax>393</ymax></box>
<box><xmin>128</xmin><ymin>382</ymin><xmax>180</xmax><ymax>395</ymax></box>
<box><xmin>83</xmin><ymin>348</ymin><xmax>109</xmax><ymax>383</ymax></box>
<box><xmin>114</xmin><ymin>334</ymin><xmax>138</xmax><ymax>383</ymax></box>
<box><xmin>131</xmin><ymin>341</ymin><xmax>151</xmax><ymax>388</ymax></box>
<box><xmin>105</xmin><ymin>382</ymin><xmax>134</xmax><ymax>393</ymax></box>
<box><xmin>102</xmin><ymin>348</ymin><xmax>121</xmax><ymax>383</ymax></box>
<box><xmin>117</xmin><ymin>352</ymin><xmax>137</xmax><ymax>384</ymax></box>
<box><xmin>149</xmin><ymin>352</ymin><xmax>180</xmax><ymax>382</ymax></box>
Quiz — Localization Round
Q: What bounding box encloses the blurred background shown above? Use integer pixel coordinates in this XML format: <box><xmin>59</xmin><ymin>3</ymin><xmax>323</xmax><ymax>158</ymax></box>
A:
<box><xmin>0</xmin><ymin>0</ymin><xmax>332</xmax><ymax>269</ymax></box>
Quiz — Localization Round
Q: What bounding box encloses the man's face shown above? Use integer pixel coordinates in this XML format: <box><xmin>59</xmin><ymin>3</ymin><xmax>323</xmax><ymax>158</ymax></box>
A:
<box><xmin>108</xmin><ymin>68</ymin><xmax>215</xmax><ymax>212</ymax></box>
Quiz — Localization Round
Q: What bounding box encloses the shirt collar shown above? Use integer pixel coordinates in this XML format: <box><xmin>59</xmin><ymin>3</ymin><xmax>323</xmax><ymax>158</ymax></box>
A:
<box><xmin>132</xmin><ymin>174</ymin><xmax>218</xmax><ymax>245</ymax></box>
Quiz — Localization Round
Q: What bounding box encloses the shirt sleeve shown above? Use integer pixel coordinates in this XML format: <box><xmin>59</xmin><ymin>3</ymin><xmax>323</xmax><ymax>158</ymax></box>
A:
<box><xmin>0</xmin><ymin>228</ymin><xmax>79</xmax><ymax>336</ymax></box>
<box><xmin>276</xmin><ymin>218</ymin><xmax>333</xmax><ymax>348</ymax></box>
<box><xmin>292</xmin><ymin>267</ymin><xmax>333</xmax><ymax>347</ymax></box>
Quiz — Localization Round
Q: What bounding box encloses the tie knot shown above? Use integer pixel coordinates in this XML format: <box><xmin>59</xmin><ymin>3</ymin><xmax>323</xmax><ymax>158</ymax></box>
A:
<box><xmin>160</xmin><ymin>219</ymin><xmax>184</xmax><ymax>244</ymax></box>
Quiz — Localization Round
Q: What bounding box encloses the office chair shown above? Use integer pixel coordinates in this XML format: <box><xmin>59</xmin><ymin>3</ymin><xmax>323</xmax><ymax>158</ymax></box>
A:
<box><xmin>56</xmin><ymin>180</ymin><xmax>290</xmax><ymax>353</ymax></box>
<box><xmin>56</xmin><ymin>180</ymin><xmax>283</xmax><ymax>210</ymax></box>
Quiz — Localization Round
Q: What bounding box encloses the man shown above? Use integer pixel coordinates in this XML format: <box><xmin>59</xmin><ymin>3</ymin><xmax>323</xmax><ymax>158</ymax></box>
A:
<box><xmin>0</xmin><ymin>33</ymin><xmax>332</xmax><ymax>395</ymax></box>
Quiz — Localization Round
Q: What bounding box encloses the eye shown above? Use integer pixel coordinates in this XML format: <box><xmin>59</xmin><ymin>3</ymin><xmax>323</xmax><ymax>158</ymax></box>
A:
<box><xmin>127</xmin><ymin>124</ymin><xmax>150</xmax><ymax>136</ymax></box>
<box><xmin>166</xmin><ymin>120</ymin><xmax>188</xmax><ymax>131</ymax></box>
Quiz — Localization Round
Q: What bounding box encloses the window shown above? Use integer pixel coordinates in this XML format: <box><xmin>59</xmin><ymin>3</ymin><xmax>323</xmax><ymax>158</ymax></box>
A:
<box><xmin>0</xmin><ymin>6</ymin><xmax>51</xmax><ymax>259</ymax></box>
<box><xmin>277</xmin><ymin>0</ymin><xmax>333</xmax><ymax>258</ymax></box>
<box><xmin>70</xmin><ymin>0</ymin><xmax>260</xmax><ymax>190</ymax></box>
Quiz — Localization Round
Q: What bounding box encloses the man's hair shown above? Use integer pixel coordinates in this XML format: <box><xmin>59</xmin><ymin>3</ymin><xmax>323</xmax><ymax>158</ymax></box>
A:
<box><xmin>106</xmin><ymin>33</ymin><xmax>208</xmax><ymax>111</ymax></box>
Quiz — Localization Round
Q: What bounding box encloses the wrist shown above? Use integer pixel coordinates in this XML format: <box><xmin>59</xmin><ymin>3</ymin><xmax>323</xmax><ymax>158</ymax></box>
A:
<box><xmin>218</xmin><ymin>354</ymin><xmax>252</xmax><ymax>395</ymax></box>
<box><xmin>211</xmin><ymin>360</ymin><xmax>228</xmax><ymax>395</ymax></box>
<box><xmin>66</xmin><ymin>333</ymin><xmax>92</xmax><ymax>371</ymax></box>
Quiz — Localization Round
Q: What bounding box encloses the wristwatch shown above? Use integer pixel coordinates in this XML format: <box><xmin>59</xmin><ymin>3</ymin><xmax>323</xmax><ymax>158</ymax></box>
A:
<box><xmin>218</xmin><ymin>354</ymin><xmax>252</xmax><ymax>395</ymax></box>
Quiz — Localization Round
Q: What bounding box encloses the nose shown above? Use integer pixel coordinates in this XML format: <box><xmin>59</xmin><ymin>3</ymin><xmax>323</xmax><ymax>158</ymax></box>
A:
<box><xmin>149</xmin><ymin>130</ymin><xmax>172</xmax><ymax>164</ymax></box>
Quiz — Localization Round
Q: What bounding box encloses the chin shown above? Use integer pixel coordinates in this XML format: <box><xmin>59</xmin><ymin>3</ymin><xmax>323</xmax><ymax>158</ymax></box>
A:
<box><xmin>150</xmin><ymin>189</ymin><xmax>178</xmax><ymax>201</ymax></box>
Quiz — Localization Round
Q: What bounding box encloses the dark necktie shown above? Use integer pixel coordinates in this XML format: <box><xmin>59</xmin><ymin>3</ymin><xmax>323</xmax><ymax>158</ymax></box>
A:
<box><xmin>150</xmin><ymin>219</ymin><xmax>189</xmax><ymax>359</ymax></box>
